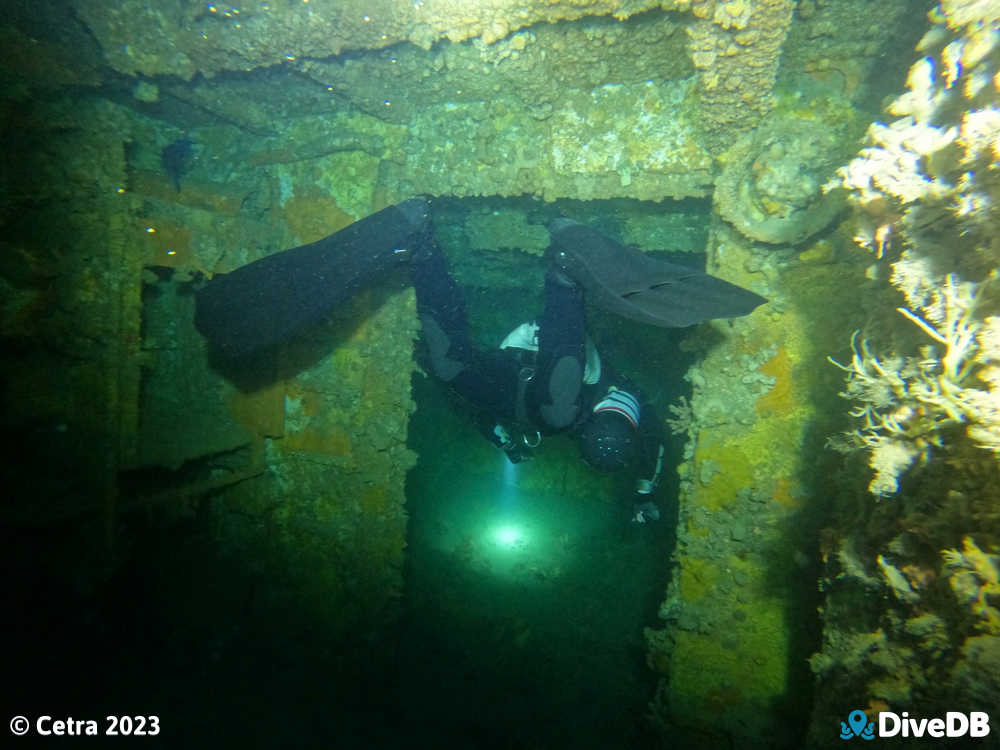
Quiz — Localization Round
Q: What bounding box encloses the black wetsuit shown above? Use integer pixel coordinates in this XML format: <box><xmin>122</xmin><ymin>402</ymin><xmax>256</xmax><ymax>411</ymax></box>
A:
<box><xmin>411</xmin><ymin>231</ymin><xmax>665</xmax><ymax>500</ymax></box>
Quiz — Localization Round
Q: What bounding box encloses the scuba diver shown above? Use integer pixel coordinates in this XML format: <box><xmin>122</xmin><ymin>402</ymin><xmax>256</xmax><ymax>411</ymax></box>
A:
<box><xmin>408</xmin><ymin>213</ymin><xmax>670</xmax><ymax>523</ymax></box>
<box><xmin>194</xmin><ymin>197</ymin><xmax>767</xmax><ymax>524</ymax></box>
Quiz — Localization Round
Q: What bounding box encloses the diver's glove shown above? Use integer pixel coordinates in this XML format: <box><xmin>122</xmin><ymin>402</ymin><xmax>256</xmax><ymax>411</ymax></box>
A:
<box><xmin>631</xmin><ymin>500</ymin><xmax>660</xmax><ymax>524</ymax></box>
<box><xmin>631</xmin><ymin>448</ymin><xmax>663</xmax><ymax>523</ymax></box>
<box><xmin>492</xmin><ymin>424</ymin><xmax>535</xmax><ymax>464</ymax></box>
<box><xmin>503</xmin><ymin>440</ymin><xmax>530</xmax><ymax>464</ymax></box>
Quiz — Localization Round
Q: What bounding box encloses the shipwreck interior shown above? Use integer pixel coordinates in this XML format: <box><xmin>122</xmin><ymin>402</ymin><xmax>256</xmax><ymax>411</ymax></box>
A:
<box><xmin>5</xmin><ymin>1</ymin><xmax>1000</xmax><ymax>748</ymax></box>
<box><xmin>6</xmin><ymin>195</ymin><xmax>701</xmax><ymax>747</ymax></box>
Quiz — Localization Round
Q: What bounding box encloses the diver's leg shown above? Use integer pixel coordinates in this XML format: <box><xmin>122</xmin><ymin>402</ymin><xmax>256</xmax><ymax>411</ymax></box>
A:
<box><xmin>410</xmin><ymin>234</ymin><xmax>474</xmax><ymax>382</ymax></box>
<box><xmin>535</xmin><ymin>271</ymin><xmax>586</xmax><ymax>429</ymax></box>
<box><xmin>411</xmin><ymin>235</ymin><xmax>520</xmax><ymax>419</ymax></box>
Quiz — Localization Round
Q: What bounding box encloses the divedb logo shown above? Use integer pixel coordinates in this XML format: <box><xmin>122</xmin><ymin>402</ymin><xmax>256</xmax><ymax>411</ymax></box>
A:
<box><xmin>840</xmin><ymin>709</ymin><xmax>991</xmax><ymax>740</ymax></box>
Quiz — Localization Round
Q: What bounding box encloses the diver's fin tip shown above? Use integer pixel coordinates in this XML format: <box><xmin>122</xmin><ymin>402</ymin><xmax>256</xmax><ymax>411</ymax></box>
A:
<box><xmin>548</xmin><ymin>217</ymin><xmax>581</xmax><ymax>235</ymax></box>
<box><xmin>550</xmin><ymin>222</ymin><xmax>769</xmax><ymax>328</ymax></box>
<box><xmin>395</xmin><ymin>195</ymin><xmax>432</xmax><ymax>229</ymax></box>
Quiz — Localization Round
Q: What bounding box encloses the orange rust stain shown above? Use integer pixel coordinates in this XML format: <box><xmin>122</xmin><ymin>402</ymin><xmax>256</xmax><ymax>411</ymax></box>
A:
<box><xmin>229</xmin><ymin>381</ymin><xmax>285</xmax><ymax>438</ymax></box>
<box><xmin>282</xmin><ymin>194</ymin><xmax>355</xmax><ymax>244</ymax></box>
<box><xmin>755</xmin><ymin>346</ymin><xmax>795</xmax><ymax>419</ymax></box>
<box><xmin>346</xmin><ymin>291</ymin><xmax>375</xmax><ymax>342</ymax></box>
<box><xmin>693</xmin><ymin>434</ymin><xmax>754</xmax><ymax>511</ymax></box>
<box><xmin>705</xmin><ymin>685</ymin><xmax>745</xmax><ymax>712</ymax></box>
<box><xmin>772</xmin><ymin>477</ymin><xmax>803</xmax><ymax>510</ymax></box>
<box><xmin>130</xmin><ymin>170</ymin><xmax>242</xmax><ymax>214</ymax></box>
<box><xmin>285</xmin><ymin>385</ymin><xmax>321</xmax><ymax>417</ymax></box>
<box><xmin>281</xmin><ymin>385</ymin><xmax>354</xmax><ymax>456</ymax></box>
<box><xmin>285</xmin><ymin>425</ymin><xmax>353</xmax><ymax>457</ymax></box>
<box><xmin>140</xmin><ymin>218</ymin><xmax>194</xmax><ymax>269</ymax></box>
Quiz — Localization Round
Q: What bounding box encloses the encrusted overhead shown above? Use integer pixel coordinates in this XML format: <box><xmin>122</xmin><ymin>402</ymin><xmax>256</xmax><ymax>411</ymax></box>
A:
<box><xmin>685</xmin><ymin>0</ymin><xmax>796</xmax><ymax>150</ymax></box>
<box><xmin>74</xmin><ymin>0</ymin><xmax>676</xmax><ymax>80</ymax></box>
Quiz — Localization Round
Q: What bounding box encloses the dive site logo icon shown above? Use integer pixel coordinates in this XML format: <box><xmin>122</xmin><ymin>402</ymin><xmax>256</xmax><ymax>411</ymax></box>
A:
<box><xmin>841</xmin><ymin>709</ymin><xmax>875</xmax><ymax>741</ymax></box>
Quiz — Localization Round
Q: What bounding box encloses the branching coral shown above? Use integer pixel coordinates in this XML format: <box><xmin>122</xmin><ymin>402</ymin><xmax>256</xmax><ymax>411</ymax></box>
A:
<box><xmin>942</xmin><ymin>537</ymin><xmax>1000</xmax><ymax>633</ymax></box>
<box><xmin>878</xmin><ymin>553</ymin><xmax>921</xmax><ymax>603</ymax></box>
<box><xmin>829</xmin><ymin>273</ymin><xmax>1000</xmax><ymax>495</ymax></box>
<box><xmin>826</xmin><ymin>1</ymin><xmax>1000</xmax><ymax>495</ymax></box>
<box><xmin>666</xmin><ymin>395</ymin><xmax>694</xmax><ymax>436</ymax></box>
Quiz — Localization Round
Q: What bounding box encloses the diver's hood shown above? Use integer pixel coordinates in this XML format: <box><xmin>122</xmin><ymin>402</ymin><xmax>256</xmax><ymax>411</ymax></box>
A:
<box><xmin>500</xmin><ymin>322</ymin><xmax>601</xmax><ymax>385</ymax></box>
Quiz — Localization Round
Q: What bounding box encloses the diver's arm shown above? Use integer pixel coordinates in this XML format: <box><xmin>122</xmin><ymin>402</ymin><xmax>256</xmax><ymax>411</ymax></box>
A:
<box><xmin>473</xmin><ymin>412</ymin><xmax>533</xmax><ymax>464</ymax></box>
<box><xmin>632</xmin><ymin>398</ymin><xmax>665</xmax><ymax>523</ymax></box>
<box><xmin>634</xmin><ymin>399</ymin><xmax>665</xmax><ymax>496</ymax></box>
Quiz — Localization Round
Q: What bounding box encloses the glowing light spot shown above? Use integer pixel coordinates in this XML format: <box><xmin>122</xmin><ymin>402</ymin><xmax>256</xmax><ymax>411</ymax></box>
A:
<box><xmin>145</xmin><ymin>226</ymin><xmax>156</xmax><ymax>233</ymax></box>
<box><xmin>495</xmin><ymin>526</ymin><xmax>521</xmax><ymax>547</ymax></box>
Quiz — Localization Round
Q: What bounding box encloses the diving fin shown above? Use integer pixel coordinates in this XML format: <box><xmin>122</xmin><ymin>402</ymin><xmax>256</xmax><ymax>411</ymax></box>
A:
<box><xmin>547</xmin><ymin>219</ymin><xmax>767</xmax><ymax>328</ymax></box>
<box><xmin>194</xmin><ymin>197</ymin><xmax>430</xmax><ymax>358</ymax></box>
